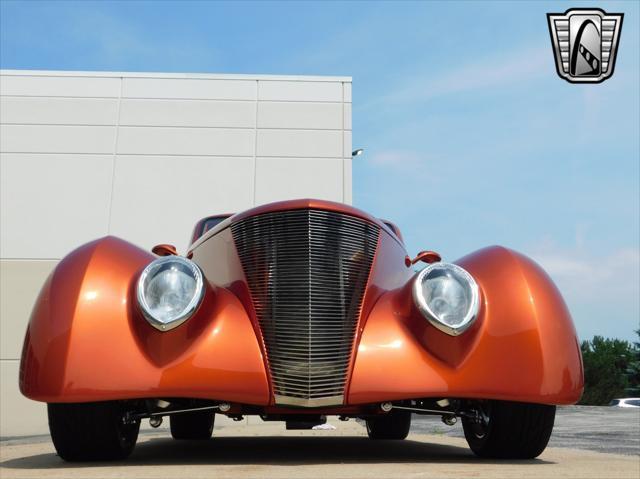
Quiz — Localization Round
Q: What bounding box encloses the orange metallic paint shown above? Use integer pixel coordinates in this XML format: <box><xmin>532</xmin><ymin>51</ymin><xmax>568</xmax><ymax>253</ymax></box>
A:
<box><xmin>348</xmin><ymin>245</ymin><xmax>583</xmax><ymax>405</ymax></box>
<box><xmin>20</xmin><ymin>236</ymin><xmax>270</xmax><ymax>405</ymax></box>
<box><xmin>151</xmin><ymin>243</ymin><xmax>178</xmax><ymax>256</ymax></box>
<box><xmin>20</xmin><ymin>199</ymin><xmax>583</xmax><ymax>409</ymax></box>
<box><xmin>188</xmin><ymin>226</ymin><xmax>276</xmax><ymax>404</ymax></box>
<box><xmin>378</xmin><ymin>218</ymin><xmax>405</xmax><ymax>244</ymax></box>
<box><xmin>411</xmin><ymin>250</ymin><xmax>442</xmax><ymax>265</ymax></box>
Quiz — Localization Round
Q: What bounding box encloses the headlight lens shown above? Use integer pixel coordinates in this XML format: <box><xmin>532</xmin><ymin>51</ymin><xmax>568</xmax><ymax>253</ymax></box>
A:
<box><xmin>412</xmin><ymin>262</ymin><xmax>479</xmax><ymax>336</ymax></box>
<box><xmin>136</xmin><ymin>256</ymin><xmax>204</xmax><ymax>331</ymax></box>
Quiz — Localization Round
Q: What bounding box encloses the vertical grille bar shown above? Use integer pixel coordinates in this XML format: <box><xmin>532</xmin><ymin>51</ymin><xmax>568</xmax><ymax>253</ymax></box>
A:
<box><xmin>231</xmin><ymin>209</ymin><xmax>379</xmax><ymax>407</ymax></box>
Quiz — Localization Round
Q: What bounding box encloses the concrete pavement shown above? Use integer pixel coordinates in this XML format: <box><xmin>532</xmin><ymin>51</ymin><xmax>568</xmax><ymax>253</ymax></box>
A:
<box><xmin>1</xmin><ymin>413</ymin><xmax>639</xmax><ymax>479</ymax></box>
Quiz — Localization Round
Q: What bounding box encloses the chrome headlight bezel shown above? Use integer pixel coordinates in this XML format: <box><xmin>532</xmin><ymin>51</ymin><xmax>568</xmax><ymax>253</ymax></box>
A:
<box><xmin>412</xmin><ymin>262</ymin><xmax>480</xmax><ymax>336</ymax></box>
<box><xmin>136</xmin><ymin>256</ymin><xmax>205</xmax><ymax>331</ymax></box>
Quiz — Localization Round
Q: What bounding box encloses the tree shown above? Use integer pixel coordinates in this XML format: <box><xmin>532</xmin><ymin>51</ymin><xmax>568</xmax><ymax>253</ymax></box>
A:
<box><xmin>579</xmin><ymin>336</ymin><xmax>634</xmax><ymax>405</ymax></box>
<box><xmin>625</xmin><ymin>329</ymin><xmax>640</xmax><ymax>396</ymax></box>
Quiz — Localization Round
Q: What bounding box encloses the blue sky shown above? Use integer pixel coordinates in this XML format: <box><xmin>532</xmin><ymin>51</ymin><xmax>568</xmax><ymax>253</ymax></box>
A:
<box><xmin>1</xmin><ymin>0</ymin><xmax>638</xmax><ymax>341</ymax></box>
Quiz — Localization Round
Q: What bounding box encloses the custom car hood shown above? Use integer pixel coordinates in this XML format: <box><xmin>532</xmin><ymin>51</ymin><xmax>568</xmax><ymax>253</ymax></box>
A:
<box><xmin>188</xmin><ymin>199</ymin><xmax>410</xmax><ymax>407</ymax></box>
<box><xmin>188</xmin><ymin>199</ymin><xmax>399</xmax><ymax>253</ymax></box>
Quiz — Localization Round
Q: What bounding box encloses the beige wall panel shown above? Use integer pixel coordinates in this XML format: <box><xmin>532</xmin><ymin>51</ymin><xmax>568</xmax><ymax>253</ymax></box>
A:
<box><xmin>257</xmin><ymin>102</ymin><xmax>342</xmax><ymax>130</ymax></box>
<box><xmin>343</xmin><ymin>103</ymin><xmax>352</xmax><ymax>130</ymax></box>
<box><xmin>258</xmin><ymin>81</ymin><xmax>342</xmax><ymax>102</ymax></box>
<box><xmin>343</xmin><ymin>82</ymin><xmax>352</xmax><ymax>102</ymax></box>
<box><xmin>255</xmin><ymin>157</ymin><xmax>343</xmax><ymax>204</ymax></box>
<box><xmin>1</xmin><ymin>260</ymin><xmax>57</xmax><ymax>360</ymax></box>
<box><xmin>0</xmin><ymin>97</ymin><xmax>119</xmax><ymax>126</ymax></box>
<box><xmin>343</xmin><ymin>130</ymin><xmax>352</xmax><ymax>158</ymax></box>
<box><xmin>0</xmin><ymin>154</ymin><xmax>113</xmax><ymax>259</ymax></box>
<box><xmin>257</xmin><ymin>129</ymin><xmax>342</xmax><ymax>158</ymax></box>
<box><xmin>0</xmin><ymin>125</ymin><xmax>116</xmax><ymax>154</ymax></box>
<box><xmin>343</xmin><ymin>159</ymin><xmax>353</xmax><ymax>204</ymax></box>
<box><xmin>122</xmin><ymin>78</ymin><xmax>256</xmax><ymax>100</ymax></box>
<box><xmin>0</xmin><ymin>360</ymin><xmax>49</xmax><ymax>437</ymax></box>
<box><xmin>109</xmin><ymin>155</ymin><xmax>254</xmax><ymax>251</ymax></box>
<box><xmin>116</xmin><ymin>127</ymin><xmax>254</xmax><ymax>156</ymax></box>
<box><xmin>119</xmin><ymin>99</ymin><xmax>256</xmax><ymax>128</ymax></box>
<box><xmin>0</xmin><ymin>74</ymin><xmax>121</xmax><ymax>98</ymax></box>
<box><xmin>0</xmin><ymin>71</ymin><xmax>353</xmax><ymax>437</ymax></box>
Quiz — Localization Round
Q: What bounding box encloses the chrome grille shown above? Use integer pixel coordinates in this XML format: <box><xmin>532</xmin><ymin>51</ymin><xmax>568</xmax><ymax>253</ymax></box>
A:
<box><xmin>231</xmin><ymin>209</ymin><xmax>379</xmax><ymax>407</ymax></box>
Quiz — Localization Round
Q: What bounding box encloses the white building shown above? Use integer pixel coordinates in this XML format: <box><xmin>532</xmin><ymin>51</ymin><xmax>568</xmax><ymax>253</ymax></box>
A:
<box><xmin>0</xmin><ymin>70</ymin><xmax>353</xmax><ymax>436</ymax></box>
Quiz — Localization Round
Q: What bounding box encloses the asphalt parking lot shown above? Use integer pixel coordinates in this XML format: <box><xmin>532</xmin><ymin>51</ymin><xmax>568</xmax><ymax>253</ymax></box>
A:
<box><xmin>413</xmin><ymin>405</ymin><xmax>640</xmax><ymax>456</ymax></box>
<box><xmin>1</xmin><ymin>406</ymin><xmax>638</xmax><ymax>479</ymax></box>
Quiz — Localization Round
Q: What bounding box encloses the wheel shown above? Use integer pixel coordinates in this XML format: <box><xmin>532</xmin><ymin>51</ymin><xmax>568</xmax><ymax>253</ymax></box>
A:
<box><xmin>366</xmin><ymin>409</ymin><xmax>411</xmax><ymax>440</ymax></box>
<box><xmin>47</xmin><ymin>402</ymin><xmax>140</xmax><ymax>461</ymax></box>
<box><xmin>170</xmin><ymin>410</ymin><xmax>215</xmax><ymax>440</ymax></box>
<box><xmin>462</xmin><ymin>400</ymin><xmax>556</xmax><ymax>459</ymax></box>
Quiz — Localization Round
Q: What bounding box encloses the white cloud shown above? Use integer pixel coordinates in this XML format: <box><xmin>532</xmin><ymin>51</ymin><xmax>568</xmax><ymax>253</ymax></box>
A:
<box><xmin>531</xmin><ymin>243</ymin><xmax>639</xmax><ymax>296</ymax></box>
<box><xmin>526</xmin><ymin>236</ymin><xmax>639</xmax><ymax>340</ymax></box>
<box><xmin>536</xmin><ymin>255</ymin><xmax>594</xmax><ymax>277</ymax></box>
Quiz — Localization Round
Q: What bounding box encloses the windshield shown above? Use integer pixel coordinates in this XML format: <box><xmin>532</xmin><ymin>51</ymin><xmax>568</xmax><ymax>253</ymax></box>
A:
<box><xmin>202</xmin><ymin>217</ymin><xmax>227</xmax><ymax>234</ymax></box>
<box><xmin>191</xmin><ymin>215</ymin><xmax>231</xmax><ymax>244</ymax></box>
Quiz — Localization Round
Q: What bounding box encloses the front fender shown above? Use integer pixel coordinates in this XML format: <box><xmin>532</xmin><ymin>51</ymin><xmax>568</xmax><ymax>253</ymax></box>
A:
<box><xmin>347</xmin><ymin>246</ymin><xmax>584</xmax><ymax>405</ymax></box>
<box><xmin>19</xmin><ymin>236</ymin><xmax>270</xmax><ymax>405</ymax></box>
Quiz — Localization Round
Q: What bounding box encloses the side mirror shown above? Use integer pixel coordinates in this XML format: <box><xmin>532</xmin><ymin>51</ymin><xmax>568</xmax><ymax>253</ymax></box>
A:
<box><xmin>410</xmin><ymin>250</ymin><xmax>441</xmax><ymax>265</ymax></box>
<box><xmin>152</xmin><ymin>244</ymin><xmax>178</xmax><ymax>256</ymax></box>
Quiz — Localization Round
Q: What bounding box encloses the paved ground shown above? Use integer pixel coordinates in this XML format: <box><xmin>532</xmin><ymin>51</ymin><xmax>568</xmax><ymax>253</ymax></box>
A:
<box><xmin>413</xmin><ymin>405</ymin><xmax>640</xmax><ymax>455</ymax></box>
<box><xmin>1</xmin><ymin>406</ymin><xmax>638</xmax><ymax>479</ymax></box>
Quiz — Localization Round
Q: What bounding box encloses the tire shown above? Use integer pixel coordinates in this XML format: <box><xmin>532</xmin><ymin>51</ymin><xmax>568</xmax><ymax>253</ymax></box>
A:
<box><xmin>48</xmin><ymin>402</ymin><xmax>140</xmax><ymax>461</ymax></box>
<box><xmin>462</xmin><ymin>400</ymin><xmax>556</xmax><ymax>459</ymax></box>
<box><xmin>170</xmin><ymin>410</ymin><xmax>215</xmax><ymax>440</ymax></box>
<box><xmin>366</xmin><ymin>409</ymin><xmax>411</xmax><ymax>440</ymax></box>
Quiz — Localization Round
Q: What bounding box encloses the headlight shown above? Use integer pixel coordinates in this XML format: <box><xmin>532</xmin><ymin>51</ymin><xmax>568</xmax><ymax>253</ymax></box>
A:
<box><xmin>136</xmin><ymin>256</ymin><xmax>204</xmax><ymax>331</ymax></box>
<box><xmin>412</xmin><ymin>262</ymin><xmax>479</xmax><ymax>336</ymax></box>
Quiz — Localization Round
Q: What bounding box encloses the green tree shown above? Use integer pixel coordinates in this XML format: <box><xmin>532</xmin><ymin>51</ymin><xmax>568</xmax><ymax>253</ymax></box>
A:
<box><xmin>625</xmin><ymin>329</ymin><xmax>640</xmax><ymax>396</ymax></box>
<box><xmin>579</xmin><ymin>336</ymin><xmax>634</xmax><ymax>405</ymax></box>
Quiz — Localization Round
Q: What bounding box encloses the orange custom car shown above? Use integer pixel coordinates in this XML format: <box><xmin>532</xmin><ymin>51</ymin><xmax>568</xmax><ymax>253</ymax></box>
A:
<box><xmin>20</xmin><ymin>199</ymin><xmax>583</xmax><ymax>461</ymax></box>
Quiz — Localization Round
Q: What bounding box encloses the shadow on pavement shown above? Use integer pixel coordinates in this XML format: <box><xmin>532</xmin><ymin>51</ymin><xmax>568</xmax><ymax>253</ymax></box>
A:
<box><xmin>1</xmin><ymin>436</ymin><xmax>553</xmax><ymax>469</ymax></box>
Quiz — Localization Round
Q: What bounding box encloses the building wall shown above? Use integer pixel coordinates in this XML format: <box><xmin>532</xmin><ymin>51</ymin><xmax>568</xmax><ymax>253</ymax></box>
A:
<box><xmin>0</xmin><ymin>70</ymin><xmax>353</xmax><ymax>437</ymax></box>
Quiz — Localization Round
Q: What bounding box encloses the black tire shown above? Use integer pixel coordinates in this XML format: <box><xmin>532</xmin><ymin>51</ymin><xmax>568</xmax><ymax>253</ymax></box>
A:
<box><xmin>170</xmin><ymin>410</ymin><xmax>215</xmax><ymax>440</ymax></box>
<box><xmin>366</xmin><ymin>409</ymin><xmax>411</xmax><ymax>440</ymax></box>
<box><xmin>48</xmin><ymin>402</ymin><xmax>140</xmax><ymax>461</ymax></box>
<box><xmin>462</xmin><ymin>400</ymin><xmax>556</xmax><ymax>459</ymax></box>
